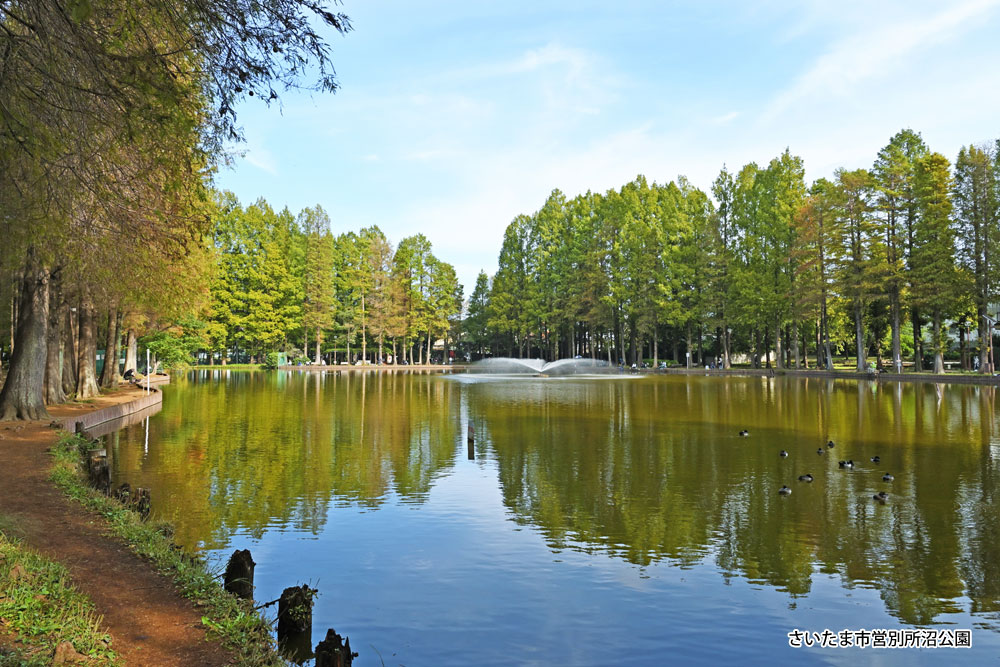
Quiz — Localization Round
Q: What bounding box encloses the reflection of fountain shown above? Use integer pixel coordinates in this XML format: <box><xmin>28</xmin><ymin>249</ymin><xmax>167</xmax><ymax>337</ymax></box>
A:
<box><xmin>468</xmin><ymin>357</ymin><xmax>614</xmax><ymax>376</ymax></box>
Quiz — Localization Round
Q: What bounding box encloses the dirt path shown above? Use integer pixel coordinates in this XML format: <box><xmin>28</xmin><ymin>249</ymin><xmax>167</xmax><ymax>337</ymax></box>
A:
<box><xmin>0</xmin><ymin>386</ymin><xmax>234</xmax><ymax>666</ymax></box>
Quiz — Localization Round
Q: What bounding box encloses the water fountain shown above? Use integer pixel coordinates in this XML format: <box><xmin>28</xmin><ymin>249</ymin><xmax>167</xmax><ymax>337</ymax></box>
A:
<box><xmin>466</xmin><ymin>357</ymin><xmax>615</xmax><ymax>376</ymax></box>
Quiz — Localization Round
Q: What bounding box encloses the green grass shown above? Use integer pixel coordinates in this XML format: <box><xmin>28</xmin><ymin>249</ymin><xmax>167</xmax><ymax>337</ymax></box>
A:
<box><xmin>0</xmin><ymin>530</ymin><xmax>118</xmax><ymax>666</ymax></box>
<box><xmin>49</xmin><ymin>433</ymin><xmax>288</xmax><ymax>666</ymax></box>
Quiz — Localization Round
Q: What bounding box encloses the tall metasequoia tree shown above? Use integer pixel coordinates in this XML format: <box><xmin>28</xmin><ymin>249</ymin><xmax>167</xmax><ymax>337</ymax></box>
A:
<box><xmin>833</xmin><ymin>168</ymin><xmax>875</xmax><ymax>372</ymax></box>
<box><xmin>792</xmin><ymin>179</ymin><xmax>838</xmax><ymax>370</ymax></box>
<box><xmin>911</xmin><ymin>152</ymin><xmax>960</xmax><ymax>375</ymax></box>
<box><xmin>300</xmin><ymin>206</ymin><xmax>336</xmax><ymax>364</ymax></box>
<box><xmin>953</xmin><ymin>144</ymin><xmax>998</xmax><ymax>372</ymax></box>
<box><xmin>884</xmin><ymin>130</ymin><xmax>930</xmax><ymax>370</ymax></box>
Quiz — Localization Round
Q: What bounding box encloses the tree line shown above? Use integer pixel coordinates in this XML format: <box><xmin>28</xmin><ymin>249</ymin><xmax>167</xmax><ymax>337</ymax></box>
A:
<box><xmin>465</xmin><ymin>130</ymin><xmax>1000</xmax><ymax>375</ymax></box>
<box><xmin>201</xmin><ymin>193</ymin><xmax>462</xmax><ymax>367</ymax></box>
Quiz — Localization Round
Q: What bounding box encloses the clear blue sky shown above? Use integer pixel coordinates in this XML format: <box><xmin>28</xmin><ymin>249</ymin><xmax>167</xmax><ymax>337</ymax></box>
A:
<box><xmin>215</xmin><ymin>0</ymin><xmax>1000</xmax><ymax>294</ymax></box>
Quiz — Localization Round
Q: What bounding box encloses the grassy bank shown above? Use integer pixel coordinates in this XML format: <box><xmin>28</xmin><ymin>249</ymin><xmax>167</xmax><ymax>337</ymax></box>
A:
<box><xmin>49</xmin><ymin>433</ymin><xmax>286</xmax><ymax>667</ymax></box>
<box><xmin>0</xmin><ymin>530</ymin><xmax>117</xmax><ymax>666</ymax></box>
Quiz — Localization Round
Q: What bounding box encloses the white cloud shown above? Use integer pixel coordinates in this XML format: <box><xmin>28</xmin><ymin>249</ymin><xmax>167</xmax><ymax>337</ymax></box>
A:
<box><xmin>241</xmin><ymin>146</ymin><xmax>277</xmax><ymax>175</ymax></box>
<box><xmin>763</xmin><ymin>0</ymin><xmax>1000</xmax><ymax>121</ymax></box>
<box><xmin>711</xmin><ymin>111</ymin><xmax>741</xmax><ymax>125</ymax></box>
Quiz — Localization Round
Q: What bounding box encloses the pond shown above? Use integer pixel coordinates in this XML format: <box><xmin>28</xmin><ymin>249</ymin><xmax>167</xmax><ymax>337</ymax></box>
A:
<box><xmin>105</xmin><ymin>370</ymin><xmax>1000</xmax><ymax>665</ymax></box>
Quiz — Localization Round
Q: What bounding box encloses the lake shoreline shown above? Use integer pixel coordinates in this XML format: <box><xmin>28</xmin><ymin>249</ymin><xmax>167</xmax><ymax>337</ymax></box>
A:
<box><xmin>0</xmin><ymin>382</ymin><xmax>240</xmax><ymax>666</ymax></box>
<box><xmin>654</xmin><ymin>366</ymin><xmax>1000</xmax><ymax>385</ymax></box>
<box><xmin>275</xmin><ymin>362</ymin><xmax>1000</xmax><ymax>386</ymax></box>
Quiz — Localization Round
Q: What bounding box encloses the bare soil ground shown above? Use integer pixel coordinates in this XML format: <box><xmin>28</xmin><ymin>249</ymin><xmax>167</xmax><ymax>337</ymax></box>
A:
<box><xmin>0</xmin><ymin>386</ymin><xmax>233</xmax><ymax>666</ymax></box>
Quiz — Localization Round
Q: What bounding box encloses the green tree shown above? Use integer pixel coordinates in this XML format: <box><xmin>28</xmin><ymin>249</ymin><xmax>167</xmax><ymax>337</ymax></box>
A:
<box><xmin>953</xmin><ymin>144</ymin><xmax>998</xmax><ymax>372</ymax></box>
<box><xmin>300</xmin><ymin>205</ymin><xmax>336</xmax><ymax>363</ymax></box>
<box><xmin>882</xmin><ymin>130</ymin><xmax>931</xmax><ymax>370</ymax></box>
<box><xmin>911</xmin><ymin>153</ymin><xmax>960</xmax><ymax>374</ymax></box>
<box><xmin>832</xmin><ymin>168</ymin><xmax>877</xmax><ymax>372</ymax></box>
<box><xmin>466</xmin><ymin>271</ymin><xmax>492</xmax><ymax>357</ymax></box>
<box><xmin>792</xmin><ymin>179</ymin><xmax>839</xmax><ymax>369</ymax></box>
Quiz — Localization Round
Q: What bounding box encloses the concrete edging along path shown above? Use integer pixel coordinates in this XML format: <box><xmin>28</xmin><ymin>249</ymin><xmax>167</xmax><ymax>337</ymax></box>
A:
<box><xmin>58</xmin><ymin>385</ymin><xmax>164</xmax><ymax>434</ymax></box>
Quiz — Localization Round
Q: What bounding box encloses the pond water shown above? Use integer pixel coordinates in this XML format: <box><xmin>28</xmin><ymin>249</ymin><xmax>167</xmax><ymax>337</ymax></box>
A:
<box><xmin>105</xmin><ymin>370</ymin><xmax>1000</xmax><ymax>665</ymax></box>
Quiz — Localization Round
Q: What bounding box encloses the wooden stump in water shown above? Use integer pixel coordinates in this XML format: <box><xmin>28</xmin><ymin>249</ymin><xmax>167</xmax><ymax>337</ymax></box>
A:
<box><xmin>114</xmin><ymin>483</ymin><xmax>132</xmax><ymax>504</ymax></box>
<box><xmin>223</xmin><ymin>549</ymin><xmax>255</xmax><ymax>600</ymax></box>
<box><xmin>315</xmin><ymin>628</ymin><xmax>358</xmax><ymax>667</ymax></box>
<box><xmin>277</xmin><ymin>585</ymin><xmax>316</xmax><ymax>641</ymax></box>
<box><xmin>132</xmin><ymin>487</ymin><xmax>151</xmax><ymax>519</ymax></box>
<box><xmin>87</xmin><ymin>449</ymin><xmax>110</xmax><ymax>495</ymax></box>
<box><xmin>279</xmin><ymin>629</ymin><xmax>314</xmax><ymax>665</ymax></box>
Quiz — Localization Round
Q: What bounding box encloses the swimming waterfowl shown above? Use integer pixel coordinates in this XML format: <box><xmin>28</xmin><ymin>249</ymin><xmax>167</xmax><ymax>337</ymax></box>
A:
<box><xmin>779</xmin><ymin>450</ymin><xmax>789</xmax><ymax>457</ymax></box>
<box><xmin>739</xmin><ymin>430</ymin><xmax>749</xmax><ymax>437</ymax></box>
<box><xmin>873</xmin><ymin>491</ymin><xmax>888</xmax><ymax>503</ymax></box>
<box><xmin>871</xmin><ymin>456</ymin><xmax>880</xmax><ymax>463</ymax></box>
<box><xmin>816</xmin><ymin>448</ymin><xmax>825</xmax><ymax>455</ymax></box>
<box><xmin>798</xmin><ymin>473</ymin><xmax>814</xmax><ymax>482</ymax></box>
<box><xmin>882</xmin><ymin>473</ymin><xmax>894</xmax><ymax>482</ymax></box>
<box><xmin>838</xmin><ymin>460</ymin><xmax>854</xmax><ymax>468</ymax></box>
<box><xmin>826</xmin><ymin>440</ymin><xmax>835</xmax><ymax>448</ymax></box>
<box><xmin>779</xmin><ymin>485</ymin><xmax>792</xmax><ymax>495</ymax></box>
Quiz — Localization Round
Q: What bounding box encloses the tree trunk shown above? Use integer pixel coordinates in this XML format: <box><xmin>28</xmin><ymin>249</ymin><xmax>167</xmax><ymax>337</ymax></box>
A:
<box><xmin>959</xmin><ymin>324</ymin><xmax>967</xmax><ymax>370</ymax></box>
<box><xmin>697</xmin><ymin>322</ymin><xmax>704</xmax><ymax>365</ymax></box>
<box><xmin>932</xmin><ymin>312</ymin><xmax>944</xmax><ymax>374</ymax></box>
<box><xmin>76</xmin><ymin>294</ymin><xmax>101</xmax><ymax>400</ymax></box>
<box><xmin>99</xmin><ymin>307</ymin><xmax>120</xmax><ymax>388</ymax></box>
<box><xmin>629</xmin><ymin>324</ymin><xmax>638</xmax><ymax>366</ymax></box>
<box><xmin>890</xmin><ymin>289</ymin><xmax>903</xmax><ymax>373</ymax></box>
<box><xmin>315</xmin><ymin>327</ymin><xmax>322</xmax><ymax>365</ymax></box>
<box><xmin>854</xmin><ymin>300</ymin><xmax>866</xmax><ymax>372</ymax></box>
<box><xmin>685</xmin><ymin>324</ymin><xmax>692</xmax><ymax>368</ymax></box>
<box><xmin>978</xmin><ymin>311</ymin><xmax>989</xmax><ymax>373</ymax></box>
<box><xmin>61</xmin><ymin>305</ymin><xmax>77</xmax><ymax>396</ymax></box>
<box><xmin>912</xmin><ymin>310</ymin><xmax>923</xmax><ymax>371</ymax></box>
<box><xmin>360</xmin><ymin>294</ymin><xmax>367</xmax><ymax>364</ymax></box>
<box><xmin>124</xmin><ymin>329</ymin><xmax>138</xmax><ymax>373</ymax></box>
<box><xmin>774</xmin><ymin>315</ymin><xmax>783</xmax><ymax>369</ymax></box>
<box><xmin>792</xmin><ymin>324</ymin><xmax>801</xmax><ymax>370</ymax></box>
<box><xmin>0</xmin><ymin>257</ymin><xmax>51</xmax><ymax>421</ymax></box>
<box><xmin>45</xmin><ymin>271</ymin><xmax>68</xmax><ymax>406</ymax></box>
<box><xmin>821</xmin><ymin>302</ymin><xmax>833</xmax><ymax>371</ymax></box>
<box><xmin>815</xmin><ymin>319</ymin><xmax>823</xmax><ymax>369</ymax></box>
<box><xmin>722</xmin><ymin>322</ymin><xmax>731</xmax><ymax>369</ymax></box>
<box><xmin>763</xmin><ymin>326</ymin><xmax>771</xmax><ymax>368</ymax></box>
